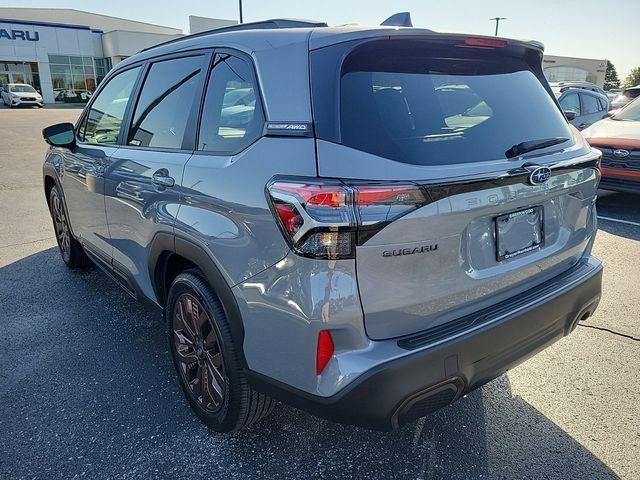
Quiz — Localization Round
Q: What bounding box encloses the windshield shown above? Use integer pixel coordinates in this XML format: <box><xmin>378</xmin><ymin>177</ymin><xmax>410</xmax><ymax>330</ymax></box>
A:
<box><xmin>10</xmin><ymin>85</ymin><xmax>36</xmax><ymax>93</ymax></box>
<box><xmin>312</xmin><ymin>39</ymin><xmax>571</xmax><ymax>166</ymax></box>
<box><xmin>613</xmin><ymin>97</ymin><xmax>640</xmax><ymax>121</ymax></box>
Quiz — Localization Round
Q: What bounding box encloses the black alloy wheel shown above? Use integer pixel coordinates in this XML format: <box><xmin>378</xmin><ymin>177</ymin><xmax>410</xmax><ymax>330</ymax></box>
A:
<box><xmin>50</xmin><ymin>188</ymin><xmax>71</xmax><ymax>263</ymax></box>
<box><xmin>48</xmin><ymin>185</ymin><xmax>88</xmax><ymax>268</ymax></box>
<box><xmin>167</xmin><ymin>270</ymin><xmax>275</xmax><ymax>432</ymax></box>
<box><xmin>172</xmin><ymin>292</ymin><xmax>226</xmax><ymax>412</ymax></box>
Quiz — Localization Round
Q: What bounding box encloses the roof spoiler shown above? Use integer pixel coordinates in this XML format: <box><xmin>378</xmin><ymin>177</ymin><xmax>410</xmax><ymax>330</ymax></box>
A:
<box><xmin>381</xmin><ymin>12</ymin><xmax>413</xmax><ymax>27</ymax></box>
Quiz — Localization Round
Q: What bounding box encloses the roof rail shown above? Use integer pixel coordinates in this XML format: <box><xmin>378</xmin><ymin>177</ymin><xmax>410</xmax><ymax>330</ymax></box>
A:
<box><xmin>140</xmin><ymin>18</ymin><xmax>328</xmax><ymax>52</ymax></box>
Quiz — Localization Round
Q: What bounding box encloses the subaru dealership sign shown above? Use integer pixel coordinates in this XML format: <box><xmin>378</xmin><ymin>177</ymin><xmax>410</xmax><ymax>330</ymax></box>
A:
<box><xmin>0</xmin><ymin>28</ymin><xmax>39</xmax><ymax>41</ymax></box>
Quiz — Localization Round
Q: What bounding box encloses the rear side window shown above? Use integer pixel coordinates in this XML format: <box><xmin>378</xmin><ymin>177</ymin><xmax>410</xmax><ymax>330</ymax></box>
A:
<box><xmin>560</xmin><ymin>93</ymin><xmax>581</xmax><ymax>115</ymax></box>
<box><xmin>82</xmin><ymin>66</ymin><xmax>140</xmax><ymax>144</ymax></box>
<box><xmin>128</xmin><ymin>55</ymin><xmax>205</xmax><ymax>149</ymax></box>
<box><xmin>581</xmin><ymin>94</ymin><xmax>600</xmax><ymax>114</ymax></box>
<box><xmin>197</xmin><ymin>54</ymin><xmax>264</xmax><ymax>154</ymax></box>
<box><xmin>312</xmin><ymin>39</ymin><xmax>572</xmax><ymax>165</ymax></box>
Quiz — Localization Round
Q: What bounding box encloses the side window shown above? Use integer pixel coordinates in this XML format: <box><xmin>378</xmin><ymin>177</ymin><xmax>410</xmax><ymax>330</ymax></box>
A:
<box><xmin>581</xmin><ymin>94</ymin><xmax>600</xmax><ymax>115</ymax></box>
<box><xmin>197</xmin><ymin>54</ymin><xmax>264</xmax><ymax>153</ymax></box>
<box><xmin>83</xmin><ymin>66</ymin><xmax>140</xmax><ymax>144</ymax></box>
<box><xmin>597</xmin><ymin>97</ymin><xmax>607</xmax><ymax>111</ymax></box>
<box><xmin>559</xmin><ymin>92</ymin><xmax>581</xmax><ymax>115</ymax></box>
<box><xmin>128</xmin><ymin>55</ymin><xmax>205</xmax><ymax>149</ymax></box>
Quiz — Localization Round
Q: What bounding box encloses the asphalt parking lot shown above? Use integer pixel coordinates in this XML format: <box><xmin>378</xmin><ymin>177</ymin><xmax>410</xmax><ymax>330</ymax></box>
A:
<box><xmin>1</xmin><ymin>107</ymin><xmax>638</xmax><ymax>480</ymax></box>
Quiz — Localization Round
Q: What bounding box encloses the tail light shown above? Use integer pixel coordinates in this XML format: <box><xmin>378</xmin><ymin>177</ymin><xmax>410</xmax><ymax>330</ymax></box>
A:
<box><xmin>267</xmin><ymin>177</ymin><xmax>429</xmax><ymax>259</ymax></box>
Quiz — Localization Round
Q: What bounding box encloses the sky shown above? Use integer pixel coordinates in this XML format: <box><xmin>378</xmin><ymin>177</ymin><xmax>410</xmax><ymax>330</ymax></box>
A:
<box><xmin>6</xmin><ymin>0</ymin><xmax>639</xmax><ymax>79</ymax></box>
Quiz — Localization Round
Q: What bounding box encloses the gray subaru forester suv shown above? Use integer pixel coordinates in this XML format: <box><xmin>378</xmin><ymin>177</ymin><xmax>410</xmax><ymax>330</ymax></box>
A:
<box><xmin>42</xmin><ymin>18</ymin><xmax>603</xmax><ymax>432</ymax></box>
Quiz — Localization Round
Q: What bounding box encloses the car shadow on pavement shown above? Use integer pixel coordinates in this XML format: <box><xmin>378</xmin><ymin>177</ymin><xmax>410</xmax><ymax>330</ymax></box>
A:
<box><xmin>596</xmin><ymin>190</ymin><xmax>640</xmax><ymax>242</ymax></box>
<box><xmin>0</xmin><ymin>248</ymin><xmax>619</xmax><ymax>480</ymax></box>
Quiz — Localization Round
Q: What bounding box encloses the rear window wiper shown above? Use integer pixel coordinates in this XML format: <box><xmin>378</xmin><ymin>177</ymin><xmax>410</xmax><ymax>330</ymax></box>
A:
<box><xmin>505</xmin><ymin>137</ymin><xmax>570</xmax><ymax>159</ymax></box>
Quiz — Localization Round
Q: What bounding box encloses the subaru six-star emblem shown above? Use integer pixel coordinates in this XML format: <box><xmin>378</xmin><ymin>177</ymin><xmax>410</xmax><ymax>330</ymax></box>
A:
<box><xmin>528</xmin><ymin>166</ymin><xmax>551</xmax><ymax>185</ymax></box>
<box><xmin>613</xmin><ymin>149</ymin><xmax>630</xmax><ymax>158</ymax></box>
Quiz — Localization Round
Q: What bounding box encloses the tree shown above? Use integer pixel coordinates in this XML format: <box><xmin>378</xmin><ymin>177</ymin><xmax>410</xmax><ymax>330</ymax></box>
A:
<box><xmin>624</xmin><ymin>67</ymin><xmax>640</xmax><ymax>88</ymax></box>
<box><xmin>604</xmin><ymin>61</ymin><xmax>620</xmax><ymax>90</ymax></box>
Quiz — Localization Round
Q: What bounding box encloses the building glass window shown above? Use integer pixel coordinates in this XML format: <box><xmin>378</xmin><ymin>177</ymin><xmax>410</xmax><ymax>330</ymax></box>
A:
<box><xmin>94</xmin><ymin>58</ymin><xmax>112</xmax><ymax>86</ymax></box>
<box><xmin>544</xmin><ymin>65</ymin><xmax>590</xmax><ymax>83</ymax></box>
<box><xmin>0</xmin><ymin>61</ymin><xmax>41</xmax><ymax>94</ymax></box>
<box><xmin>48</xmin><ymin>55</ymin><xmax>102</xmax><ymax>103</ymax></box>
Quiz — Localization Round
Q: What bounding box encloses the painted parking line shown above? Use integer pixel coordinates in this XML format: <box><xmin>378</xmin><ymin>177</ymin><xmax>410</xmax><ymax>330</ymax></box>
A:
<box><xmin>597</xmin><ymin>216</ymin><xmax>640</xmax><ymax>227</ymax></box>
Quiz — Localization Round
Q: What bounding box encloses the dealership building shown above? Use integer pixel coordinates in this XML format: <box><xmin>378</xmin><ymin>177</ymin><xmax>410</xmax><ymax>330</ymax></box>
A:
<box><xmin>0</xmin><ymin>8</ymin><xmax>235</xmax><ymax>103</ymax></box>
<box><xmin>543</xmin><ymin>55</ymin><xmax>608</xmax><ymax>87</ymax></box>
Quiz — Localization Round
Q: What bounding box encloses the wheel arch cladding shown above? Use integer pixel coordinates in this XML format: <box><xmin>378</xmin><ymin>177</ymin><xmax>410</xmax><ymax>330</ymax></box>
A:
<box><xmin>149</xmin><ymin>233</ymin><xmax>249</xmax><ymax>369</ymax></box>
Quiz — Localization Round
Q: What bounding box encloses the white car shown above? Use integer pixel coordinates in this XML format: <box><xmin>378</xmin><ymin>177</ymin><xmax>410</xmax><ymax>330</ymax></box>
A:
<box><xmin>1</xmin><ymin>83</ymin><xmax>44</xmax><ymax>108</ymax></box>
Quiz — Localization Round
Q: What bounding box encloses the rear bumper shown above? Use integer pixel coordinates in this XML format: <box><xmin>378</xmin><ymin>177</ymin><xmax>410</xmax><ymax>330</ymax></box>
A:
<box><xmin>248</xmin><ymin>257</ymin><xmax>603</xmax><ymax>430</ymax></box>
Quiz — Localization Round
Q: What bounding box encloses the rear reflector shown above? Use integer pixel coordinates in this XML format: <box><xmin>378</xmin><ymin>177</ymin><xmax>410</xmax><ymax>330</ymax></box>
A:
<box><xmin>316</xmin><ymin>330</ymin><xmax>334</xmax><ymax>374</ymax></box>
<box><xmin>464</xmin><ymin>37</ymin><xmax>507</xmax><ymax>48</ymax></box>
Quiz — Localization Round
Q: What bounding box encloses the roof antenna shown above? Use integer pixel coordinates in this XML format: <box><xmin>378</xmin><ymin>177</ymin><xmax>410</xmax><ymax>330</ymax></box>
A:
<box><xmin>381</xmin><ymin>12</ymin><xmax>413</xmax><ymax>27</ymax></box>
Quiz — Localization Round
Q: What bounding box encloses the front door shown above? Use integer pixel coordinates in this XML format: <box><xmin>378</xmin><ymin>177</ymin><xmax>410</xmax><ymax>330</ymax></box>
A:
<box><xmin>103</xmin><ymin>54</ymin><xmax>207</xmax><ymax>301</ymax></box>
<box><xmin>62</xmin><ymin>65</ymin><xmax>142</xmax><ymax>260</ymax></box>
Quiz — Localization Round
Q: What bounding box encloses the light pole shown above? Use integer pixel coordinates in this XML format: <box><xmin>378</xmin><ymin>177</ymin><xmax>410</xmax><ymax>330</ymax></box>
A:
<box><xmin>239</xmin><ymin>0</ymin><xmax>243</xmax><ymax>23</ymax></box>
<box><xmin>490</xmin><ymin>17</ymin><xmax>507</xmax><ymax>36</ymax></box>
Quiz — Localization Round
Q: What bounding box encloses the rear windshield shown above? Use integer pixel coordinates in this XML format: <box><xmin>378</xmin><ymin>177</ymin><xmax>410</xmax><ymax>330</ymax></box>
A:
<box><xmin>312</xmin><ymin>39</ymin><xmax>571</xmax><ymax>166</ymax></box>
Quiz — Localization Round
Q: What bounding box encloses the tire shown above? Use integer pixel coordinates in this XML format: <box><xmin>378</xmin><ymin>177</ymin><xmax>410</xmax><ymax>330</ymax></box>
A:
<box><xmin>167</xmin><ymin>269</ymin><xmax>275</xmax><ymax>432</ymax></box>
<box><xmin>48</xmin><ymin>185</ymin><xmax>89</xmax><ymax>268</ymax></box>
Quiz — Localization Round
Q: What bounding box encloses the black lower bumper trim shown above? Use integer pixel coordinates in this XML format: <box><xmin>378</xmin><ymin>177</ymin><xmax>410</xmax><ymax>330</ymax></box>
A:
<box><xmin>247</xmin><ymin>259</ymin><xmax>603</xmax><ymax>430</ymax></box>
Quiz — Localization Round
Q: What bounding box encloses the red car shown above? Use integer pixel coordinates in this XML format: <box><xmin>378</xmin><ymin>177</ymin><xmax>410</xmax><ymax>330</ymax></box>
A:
<box><xmin>582</xmin><ymin>97</ymin><xmax>640</xmax><ymax>193</ymax></box>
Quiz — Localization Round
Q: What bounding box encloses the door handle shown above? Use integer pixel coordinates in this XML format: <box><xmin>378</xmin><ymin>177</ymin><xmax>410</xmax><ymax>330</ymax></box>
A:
<box><xmin>152</xmin><ymin>169</ymin><xmax>175</xmax><ymax>188</ymax></box>
<box><xmin>578</xmin><ymin>123</ymin><xmax>587</xmax><ymax>130</ymax></box>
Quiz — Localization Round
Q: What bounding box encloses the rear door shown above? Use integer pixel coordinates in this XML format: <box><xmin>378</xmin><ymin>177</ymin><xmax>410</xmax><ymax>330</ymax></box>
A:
<box><xmin>311</xmin><ymin>36</ymin><xmax>600</xmax><ymax>340</ymax></box>
<box><xmin>103</xmin><ymin>52</ymin><xmax>209</xmax><ymax>300</ymax></box>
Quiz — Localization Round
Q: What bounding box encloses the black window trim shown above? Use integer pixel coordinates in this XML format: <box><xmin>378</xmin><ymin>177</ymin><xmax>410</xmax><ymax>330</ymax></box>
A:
<box><xmin>192</xmin><ymin>47</ymin><xmax>267</xmax><ymax>157</ymax></box>
<box><xmin>118</xmin><ymin>48</ymin><xmax>213</xmax><ymax>153</ymax></box>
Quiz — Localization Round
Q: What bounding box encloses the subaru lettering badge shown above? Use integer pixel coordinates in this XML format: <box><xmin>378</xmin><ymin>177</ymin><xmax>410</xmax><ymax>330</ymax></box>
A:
<box><xmin>528</xmin><ymin>167</ymin><xmax>551</xmax><ymax>185</ymax></box>
<box><xmin>613</xmin><ymin>149</ymin><xmax>630</xmax><ymax>158</ymax></box>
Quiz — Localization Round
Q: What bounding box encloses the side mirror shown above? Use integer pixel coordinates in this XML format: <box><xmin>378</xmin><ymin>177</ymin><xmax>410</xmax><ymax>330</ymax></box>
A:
<box><xmin>563</xmin><ymin>110</ymin><xmax>577</xmax><ymax>121</ymax></box>
<box><xmin>43</xmin><ymin>122</ymin><xmax>75</xmax><ymax>148</ymax></box>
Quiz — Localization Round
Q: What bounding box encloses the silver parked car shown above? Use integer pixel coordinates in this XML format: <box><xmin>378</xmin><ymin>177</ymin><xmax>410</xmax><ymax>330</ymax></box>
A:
<box><xmin>2</xmin><ymin>83</ymin><xmax>44</xmax><ymax>107</ymax></box>
<box><xmin>42</xmin><ymin>18</ymin><xmax>603</xmax><ymax>432</ymax></box>
<box><xmin>554</xmin><ymin>87</ymin><xmax>610</xmax><ymax>130</ymax></box>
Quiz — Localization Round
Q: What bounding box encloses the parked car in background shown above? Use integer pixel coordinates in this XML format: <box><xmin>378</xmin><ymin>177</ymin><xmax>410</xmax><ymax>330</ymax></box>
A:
<box><xmin>606</xmin><ymin>89</ymin><xmax>621</xmax><ymax>102</ymax></box>
<box><xmin>1</xmin><ymin>83</ymin><xmax>44</xmax><ymax>108</ymax></box>
<box><xmin>550</xmin><ymin>81</ymin><xmax>607</xmax><ymax>98</ymax></box>
<box><xmin>610</xmin><ymin>85</ymin><xmax>640</xmax><ymax>110</ymax></box>
<box><xmin>41</xmin><ymin>18</ymin><xmax>603</xmax><ymax>433</ymax></box>
<box><xmin>583</xmin><ymin>96</ymin><xmax>640</xmax><ymax>193</ymax></box>
<box><xmin>555</xmin><ymin>88</ymin><xmax>610</xmax><ymax>130</ymax></box>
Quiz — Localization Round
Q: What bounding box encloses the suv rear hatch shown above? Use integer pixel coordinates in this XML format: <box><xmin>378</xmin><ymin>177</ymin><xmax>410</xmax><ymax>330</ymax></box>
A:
<box><xmin>310</xmin><ymin>34</ymin><xmax>601</xmax><ymax>340</ymax></box>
